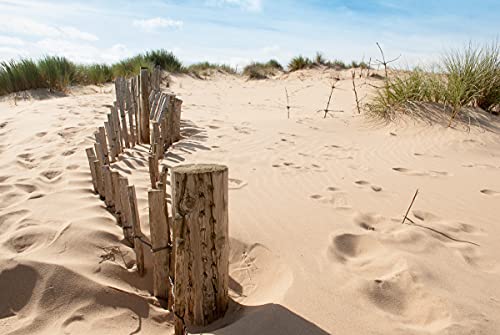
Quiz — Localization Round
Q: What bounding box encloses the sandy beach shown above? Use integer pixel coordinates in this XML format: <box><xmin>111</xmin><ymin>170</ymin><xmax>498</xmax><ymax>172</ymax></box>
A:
<box><xmin>1</xmin><ymin>68</ymin><xmax>499</xmax><ymax>334</ymax></box>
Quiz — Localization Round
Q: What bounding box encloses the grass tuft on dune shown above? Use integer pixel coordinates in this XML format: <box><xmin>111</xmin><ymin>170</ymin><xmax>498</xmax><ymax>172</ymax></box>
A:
<box><xmin>367</xmin><ymin>41</ymin><xmax>500</xmax><ymax>122</ymax></box>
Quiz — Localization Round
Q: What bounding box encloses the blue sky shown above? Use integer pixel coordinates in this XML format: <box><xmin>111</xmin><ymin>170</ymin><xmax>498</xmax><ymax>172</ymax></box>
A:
<box><xmin>0</xmin><ymin>0</ymin><xmax>498</xmax><ymax>68</ymax></box>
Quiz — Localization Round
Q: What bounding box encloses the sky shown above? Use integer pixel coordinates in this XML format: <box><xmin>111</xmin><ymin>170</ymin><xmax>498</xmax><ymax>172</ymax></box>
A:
<box><xmin>0</xmin><ymin>0</ymin><xmax>498</xmax><ymax>69</ymax></box>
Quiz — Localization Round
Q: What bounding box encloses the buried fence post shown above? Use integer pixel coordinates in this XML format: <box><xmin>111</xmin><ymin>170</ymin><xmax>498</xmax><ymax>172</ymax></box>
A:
<box><xmin>148</xmin><ymin>189</ymin><xmax>172</xmax><ymax>305</ymax></box>
<box><xmin>128</xmin><ymin>185</ymin><xmax>145</xmax><ymax>276</ymax></box>
<box><xmin>171</xmin><ymin>164</ymin><xmax>229</xmax><ymax>333</ymax></box>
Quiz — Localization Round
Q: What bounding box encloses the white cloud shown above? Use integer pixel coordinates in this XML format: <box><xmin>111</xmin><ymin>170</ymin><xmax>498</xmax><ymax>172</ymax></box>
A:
<box><xmin>206</xmin><ymin>0</ymin><xmax>262</xmax><ymax>12</ymax></box>
<box><xmin>0</xmin><ymin>15</ymin><xmax>98</xmax><ymax>41</ymax></box>
<box><xmin>0</xmin><ymin>35</ymin><xmax>25</xmax><ymax>46</ymax></box>
<box><xmin>132</xmin><ymin>17</ymin><xmax>183</xmax><ymax>32</ymax></box>
<box><xmin>35</xmin><ymin>39</ymin><xmax>130</xmax><ymax>64</ymax></box>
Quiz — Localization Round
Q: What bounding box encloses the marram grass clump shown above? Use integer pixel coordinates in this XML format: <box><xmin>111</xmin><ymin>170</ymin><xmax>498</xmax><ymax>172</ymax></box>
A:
<box><xmin>243</xmin><ymin>60</ymin><xmax>283</xmax><ymax>79</ymax></box>
<box><xmin>367</xmin><ymin>42</ymin><xmax>500</xmax><ymax>124</ymax></box>
<box><xmin>186</xmin><ymin>62</ymin><xmax>236</xmax><ymax>77</ymax></box>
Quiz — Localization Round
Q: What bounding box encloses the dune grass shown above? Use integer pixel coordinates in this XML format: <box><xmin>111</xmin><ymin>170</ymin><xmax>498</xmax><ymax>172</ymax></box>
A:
<box><xmin>243</xmin><ymin>60</ymin><xmax>283</xmax><ymax>79</ymax></box>
<box><xmin>288</xmin><ymin>53</ymin><xmax>369</xmax><ymax>72</ymax></box>
<box><xmin>0</xmin><ymin>49</ymin><xmax>188</xmax><ymax>96</ymax></box>
<box><xmin>367</xmin><ymin>42</ymin><xmax>500</xmax><ymax>123</ymax></box>
<box><xmin>186</xmin><ymin>62</ymin><xmax>237</xmax><ymax>77</ymax></box>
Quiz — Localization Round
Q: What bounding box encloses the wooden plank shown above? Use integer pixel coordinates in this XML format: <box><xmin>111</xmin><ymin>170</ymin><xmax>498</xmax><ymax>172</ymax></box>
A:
<box><xmin>148</xmin><ymin>188</ymin><xmax>172</xmax><ymax>304</ymax></box>
<box><xmin>128</xmin><ymin>185</ymin><xmax>145</xmax><ymax>276</ymax></box>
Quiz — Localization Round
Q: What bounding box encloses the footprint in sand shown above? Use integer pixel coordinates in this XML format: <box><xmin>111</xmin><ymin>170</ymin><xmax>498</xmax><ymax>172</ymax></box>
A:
<box><xmin>40</xmin><ymin>170</ymin><xmax>62</xmax><ymax>181</ymax></box>
<box><xmin>310</xmin><ymin>190</ymin><xmax>350</xmax><ymax>209</ymax></box>
<box><xmin>480</xmin><ymin>189</ymin><xmax>500</xmax><ymax>196</ymax></box>
<box><xmin>354</xmin><ymin>180</ymin><xmax>383</xmax><ymax>192</ymax></box>
<box><xmin>392</xmin><ymin>167</ymin><xmax>449</xmax><ymax>177</ymax></box>
<box><xmin>229</xmin><ymin>178</ymin><xmax>248</xmax><ymax>190</ymax></box>
<box><xmin>61</xmin><ymin>149</ymin><xmax>76</xmax><ymax>157</ymax></box>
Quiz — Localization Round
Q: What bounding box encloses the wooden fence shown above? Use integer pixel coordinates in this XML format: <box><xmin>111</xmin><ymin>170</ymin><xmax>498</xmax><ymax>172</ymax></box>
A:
<box><xmin>84</xmin><ymin>67</ymin><xmax>229</xmax><ymax>335</ymax></box>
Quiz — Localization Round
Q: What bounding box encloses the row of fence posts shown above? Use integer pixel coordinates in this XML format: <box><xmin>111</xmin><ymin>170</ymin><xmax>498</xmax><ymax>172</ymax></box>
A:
<box><xmin>84</xmin><ymin>67</ymin><xmax>229</xmax><ymax>335</ymax></box>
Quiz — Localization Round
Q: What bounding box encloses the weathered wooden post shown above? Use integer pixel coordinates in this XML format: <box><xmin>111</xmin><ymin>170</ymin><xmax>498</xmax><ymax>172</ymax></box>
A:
<box><xmin>119</xmin><ymin>176</ymin><xmax>133</xmax><ymax>244</ymax></box>
<box><xmin>148</xmin><ymin>155</ymin><xmax>159</xmax><ymax>189</ymax></box>
<box><xmin>173</xmin><ymin>97</ymin><xmax>182</xmax><ymax>142</ymax></box>
<box><xmin>111</xmin><ymin>171</ymin><xmax>122</xmax><ymax>221</ymax></box>
<box><xmin>102</xmin><ymin>165</ymin><xmax>114</xmax><ymax>208</ymax></box>
<box><xmin>148</xmin><ymin>188</ymin><xmax>172</xmax><ymax>305</ymax></box>
<box><xmin>171</xmin><ymin>164</ymin><xmax>229</xmax><ymax>333</ymax></box>
<box><xmin>128</xmin><ymin>185</ymin><xmax>145</xmax><ymax>276</ymax></box>
<box><xmin>139</xmin><ymin>67</ymin><xmax>151</xmax><ymax>144</ymax></box>
<box><xmin>85</xmin><ymin>148</ymin><xmax>98</xmax><ymax>193</ymax></box>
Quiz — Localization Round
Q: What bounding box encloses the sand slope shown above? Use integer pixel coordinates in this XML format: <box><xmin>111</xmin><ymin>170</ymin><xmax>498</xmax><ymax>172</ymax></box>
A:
<box><xmin>1</xmin><ymin>70</ymin><xmax>500</xmax><ymax>334</ymax></box>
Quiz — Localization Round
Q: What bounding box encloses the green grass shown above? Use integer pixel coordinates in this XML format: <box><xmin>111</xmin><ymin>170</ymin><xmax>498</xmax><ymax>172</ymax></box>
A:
<box><xmin>367</xmin><ymin>41</ymin><xmax>500</xmax><ymax>124</ymax></box>
<box><xmin>186</xmin><ymin>62</ymin><xmax>236</xmax><ymax>77</ymax></box>
<box><xmin>144</xmin><ymin>49</ymin><xmax>183</xmax><ymax>73</ymax></box>
<box><xmin>288</xmin><ymin>55</ymin><xmax>313</xmax><ymax>71</ymax></box>
<box><xmin>0</xmin><ymin>49</ymin><xmax>188</xmax><ymax>96</ymax></box>
<box><xmin>243</xmin><ymin>60</ymin><xmax>283</xmax><ymax>79</ymax></box>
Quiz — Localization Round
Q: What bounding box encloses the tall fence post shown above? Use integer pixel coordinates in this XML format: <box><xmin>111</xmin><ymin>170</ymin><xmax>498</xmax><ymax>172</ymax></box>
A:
<box><xmin>171</xmin><ymin>164</ymin><xmax>229</xmax><ymax>333</ymax></box>
<box><xmin>140</xmin><ymin>67</ymin><xmax>151</xmax><ymax>144</ymax></box>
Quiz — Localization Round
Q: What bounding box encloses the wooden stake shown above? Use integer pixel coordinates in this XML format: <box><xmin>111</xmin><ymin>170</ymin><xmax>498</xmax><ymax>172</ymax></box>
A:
<box><xmin>148</xmin><ymin>188</ymin><xmax>172</xmax><ymax>304</ymax></box>
<box><xmin>119</xmin><ymin>176</ymin><xmax>133</xmax><ymax>244</ymax></box>
<box><xmin>172</xmin><ymin>164</ymin><xmax>229</xmax><ymax>327</ymax></box>
<box><xmin>128</xmin><ymin>185</ymin><xmax>145</xmax><ymax>276</ymax></box>
<box><xmin>148</xmin><ymin>155</ymin><xmax>159</xmax><ymax>189</ymax></box>
<box><xmin>173</xmin><ymin>97</ymin><xmax>182</xmax><ymax>142</ymax></box>
<box><xmin>102</xmin><ymin>165</ymin><xmax>114</xmax><ymax>208</ymax></box>
<box><xmin>111</xmin><ymin>171</ymin><xmax>122</xmax><ymax>222</ymax></box>
<box><xmin>85</xmin><ymin>147</ymin><xmax>98</xmax><ymax>193</ymax></box>
<box><xmin>104</xmin><ymin>120</ymin><xmax>116</xmax><ymax>162</ymax></box>
<box><xmin>140</xmin><ymin>67</ymin><xmax>151</xmax><ymax>144</ymax></box>
<box><xmin>96</xmin><ymin>126</ymin><xmax>109</xmax><ymax>164</ymax></box>
<box><xmin>93</xmin><ymin>160</ymin><xmax>104</xmax><ymax>198</ymax></box>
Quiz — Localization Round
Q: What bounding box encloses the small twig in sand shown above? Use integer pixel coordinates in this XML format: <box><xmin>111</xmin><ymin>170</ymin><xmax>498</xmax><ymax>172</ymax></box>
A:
<box><xmin>401</xmin><ymin>190</ymin><xmax>480</xmax><ymax>246</ymax></box>
<box><xmin>402</xmin><ymin>189</ymin><xmax>419</xmax><ymax>224</ymax></box>
<box><xmin>316</xmin><ymin>78</ymin><xmax>344</xmax><ymax>118</ymax></box>
<box><xmin>375</xmin><ymin>42</ymin><xmax>401</xmax><ymax>78</ymax></box>
<box><xmin>352</xmin><ymin>70</ymin><xmax>362</xmax><ymax>114</ymax></box>
<box><xmin>285</xmin><ymin>87</ymin><xmax>290</xmax><ymax>119</ymax></box>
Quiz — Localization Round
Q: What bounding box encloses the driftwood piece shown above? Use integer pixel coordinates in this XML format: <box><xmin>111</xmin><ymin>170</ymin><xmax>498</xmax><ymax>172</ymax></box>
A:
<box><xmin>148</xmin><ymin>188</ymin><xmax>172</xmax><ymax>304</ymax></box>
<box><xmin>172</xmin><ymin>164</ymin><xmax>229</xmax><ymax>330</ymax></box>
<box><xmin>140</xmin><ymin>67</ymin><xmax>151</xmax><ymax>144</ymax></box>
<box><xmin>128</xmin><ymin>185</ymin><xmax>145</xmax><ymax>276</ymax></box>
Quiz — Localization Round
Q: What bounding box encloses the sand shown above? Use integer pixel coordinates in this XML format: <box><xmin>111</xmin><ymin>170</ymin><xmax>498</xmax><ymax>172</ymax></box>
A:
<box><xmin>1</xmin><ymin>69</ymin><xmax>499</xmax><ymax>334</ymax></box>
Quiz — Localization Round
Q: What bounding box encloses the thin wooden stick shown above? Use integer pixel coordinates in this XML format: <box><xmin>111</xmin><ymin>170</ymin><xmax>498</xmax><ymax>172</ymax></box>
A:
<box><xmin>402</xmin><ymin>189</ymin><xmax>419</xmax><ymax>224</ymax></box>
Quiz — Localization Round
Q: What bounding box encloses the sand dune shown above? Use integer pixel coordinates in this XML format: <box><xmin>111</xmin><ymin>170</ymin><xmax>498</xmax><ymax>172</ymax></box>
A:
<box><xmin>1</xmin><ymin>70</ymin><xmax>500</xmax><ymax>334</ymax></box>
